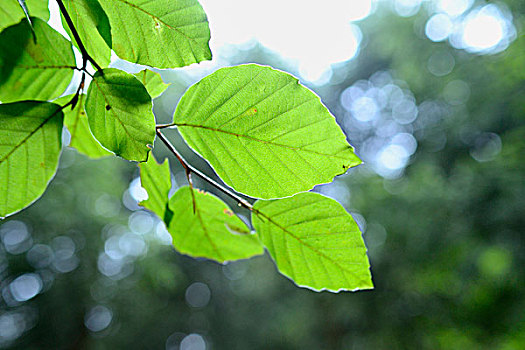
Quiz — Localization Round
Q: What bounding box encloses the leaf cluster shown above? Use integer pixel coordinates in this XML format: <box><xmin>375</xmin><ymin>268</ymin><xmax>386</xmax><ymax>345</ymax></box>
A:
<box><xmin>0</xmin><ymin>0</ymin><xmax>372</xmax><ymax>292</ymax></box>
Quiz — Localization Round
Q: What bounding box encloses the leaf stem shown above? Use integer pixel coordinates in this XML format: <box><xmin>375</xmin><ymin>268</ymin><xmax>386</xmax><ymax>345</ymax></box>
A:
<box><xmin>155</xmin><ymin>123</ymin><xmax>176</xmax><ymax>129</ymax></box>
<box><xmin>55</xmin><ymin>0</ymin><xmax>103</xmax><ymax>73</ymax></box>
<box><xmin>155</xmin><ymin>129</ymin><xmax>254</xmax><ymax>211</ymax></box>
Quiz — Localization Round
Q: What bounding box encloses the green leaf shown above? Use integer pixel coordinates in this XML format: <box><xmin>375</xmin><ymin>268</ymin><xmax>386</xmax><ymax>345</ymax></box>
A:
<box><xmin>174</xmin><ymin>64</ymin><xmax>361</xmax><ymax>199</ymax></box>
<box><xmin>0</xmin><ymin>101</ymin><xmax>63</xmax><ymax>218</ymax></box>
<box><xmin>252</xmin><ymin>192</ymin><xmax>373</xmax><ymax>292</ymax></box>
<box><xmin>85</xmin><ymin>68</ymin><xmax>156</xmax><ymax>162</ymax></box>
<box><xmin>167</xmin><ymin>187</ymin><xmax>264</xmax><ymax>263</ymax></box>
<box><xmin>139</xmin><ymin>155</ymin><xmax>173</xmax><ymax>222</ymax></box>
<box><xmin>61</xmin><ymin>0</ymin><xmax>112</xmax><ymax>67</ymax></box>
<box><xmin>97</xmin><ymin>0</ymin><xmax>212</xmax><ymax>68</ymax></box>
<box><xmin>54</xmin><ymin>94</ymin><xmax>111</xmax><ymax>159</ymax></box>
<box><xmin>134</xmin><ymin>69</ymin><xmax>170</xmax><ymax>99</ymax></box>
<box><xmin>17</xmin><ymin>0</ymin><xmax>33</xmax><ymax>28</ymax></box>
<box><xmin>0</xmin><ymin>17</ymin><xmax>76</xmax><ymax>103</ymax></box>
<box><xmin>0</xmin><ymin>0</ymin><xmax>49</xmax><ymax>32</ymax></box>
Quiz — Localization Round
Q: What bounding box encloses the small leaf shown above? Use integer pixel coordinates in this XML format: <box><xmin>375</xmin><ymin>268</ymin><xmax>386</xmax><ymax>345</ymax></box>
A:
<box><xmin>134</xmin><ymin>69</ymin><xmax>170</xmax><ymax>98</ymax></box>
<box><xmin>55</xmin><ymin>94</ymin><xmax>111</xmax><ymax>159</ymax></box>
<box><xmin>0</xmin><ymin>101</ymin><xmax>63</xmax><ymax>218</ymax></box>
<box><xmin>139</xmin><ymin>155</ymin><xmax>173</xmax><ymax>223</ymax></box>
<box><xmin>0</xmin><ymin>17</ymin><xmax>76</xmax><ymax>103</ymax></box>
<box><xmin>0</xmin><ymin>0</ymin><xmax>49</xmax><ymax>32</ymax></box>
<box><xmin>174</xmin><ymin>64</ymin><xmax>361</xmax><ymax>199</ymax></box>
<box><xmin>61</xmin><ymin>0</ymin><xmax>112</xmax><ymax>67</ymax></box>
<box><xmin>167</xmin><ymin>187</ymin><xmax>264</xmax><ymax>263</ymax></box>
<box><xmin>85</xmin><ymin>68</ymin><xmax>156</xmax><ymax>162</ymax></box>
<box><xmin>97</xmin><ymin>0</ymin><xmax>212</xmax><ymax>68</ymax></box>
<box><xmin>252</xmin><ymin>192</ymin><xmax>373</xmax><ymax>292</ymax></box>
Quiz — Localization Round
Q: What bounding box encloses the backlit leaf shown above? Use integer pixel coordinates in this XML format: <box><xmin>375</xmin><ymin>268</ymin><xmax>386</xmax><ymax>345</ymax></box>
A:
<box><xmin>85</xmin><ymin>68</ymin><xmax>155</xmax><ymax>162</ymax></box>
<box><xmin>139</xmin><ymin>155</ymin><xmax>172</xmax><ymax>222</ymax></box>
<box><xmin>0</xmin><ymin>0</ymin><xmax>49</xmax><ymax>32</ymax></box>
<box><xmin>55</xmin><ymin>94</ymin><xmax>111</xmax><ymax>159</ymax></box>
<box><xmin>134</xmin><ymin>69</ymin><xmax>170</xmax><ymax>98</ymax></box>
<box><xmin>0</xmin><ymin>101</ymin><xmax>63</xmax><ymax>218</ymax></box>
<box><xmin>252</xmin><ymin>192</ymin><xmax>373</xmax><ymax>292</ymax></box>
<box><xmin>167</xmin><ymin>187</ymin><xmax>263</xmax><ymax>263</ymax></box>
<box><xmin>97</xmin><ymin>0</ymin><xmax>211</xmax><ymax>68</ymax></box>
<box><xmin>174</xmin><ymin>64</ymin><xmax>361</xmax><ymax>199</ymax></box>
<box><xmin>61</xmin><ymin>0</ymin><xmax>112</xmax><ymax>67</ymax></box>
<box><xmin>0</xmin><ymin>17</ymin><xmax>76</xmax><ymax>102</ymax></box>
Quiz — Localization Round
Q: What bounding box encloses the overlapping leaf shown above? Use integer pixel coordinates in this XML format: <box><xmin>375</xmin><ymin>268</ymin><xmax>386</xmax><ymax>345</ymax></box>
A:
<box><xmin>173</xmin><ymin>64</ymin><xmax>361</xmax><ymax>199</ymax></box>
<box><xmin>167</xmin><ymin>187</ymin><xmax>263</xmax><ymax>263</ymax></box>
<box><xmin>85</xmin><ymin>68</ymin><xmax>155</xmax><ymax>162</ymax></box>
<box><xmin>0</xmin><ymin>101</ymin><xmax>63</xmax><ymax>218</ymax></box>
<box><xmin>61</xmin><ymin>0</ymin><xmax>112</xmax><ymax>67</ymax></box>
<box><xmin>139</xmin><ymin>155</ymin><xmax>172</xmax><ymax>222</ymax></box>
<box><xmin>0</xmin><ymin>17</ymin><xmax>76</xmax><ymax>103</ymax></box>
<box><xmin>0</xmin><ymin>0</ymin><xmax>49</xmax><ymax>32</ymax></box>
<box><xmin>55</xmin><ymin>94</ymin><xmax>111</xmax><ymax>159</ymax></box>
<box><xmin>134</xmin><ymin>69</ymin><xmax>170</xmax><ymax>98</ymax></box>
<box><xmin>97</xmin><ymin>0</ymin><xmax>211</xmax><ymax>68</ymax></box>
<box><xmin>252</xmin><ymin>192</ymin><xmax>373</xmax><ymax>292</ymax></box>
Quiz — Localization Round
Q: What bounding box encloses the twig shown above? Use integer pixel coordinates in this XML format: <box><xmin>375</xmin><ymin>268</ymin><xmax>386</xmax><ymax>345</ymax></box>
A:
<box><xmin>155</xmin><ymin>129</ymin><xmax>254</xmax><ymax>211</ymax></box>
<box><xmin>56</xmin><ymin>0</ymin><xmax>103</xmax><ymax>73</ymax></box>
<box><xmin>156</xmin><ymin>123</ymin><xmax>176</xmax><ymax>129</ymax></box>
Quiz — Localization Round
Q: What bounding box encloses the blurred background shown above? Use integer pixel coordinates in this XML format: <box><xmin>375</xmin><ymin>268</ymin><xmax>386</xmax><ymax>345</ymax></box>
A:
<box><xmin>1</xmin><ymin>0</ymin><xmax>525</xmax><ymax>348</ymax></box>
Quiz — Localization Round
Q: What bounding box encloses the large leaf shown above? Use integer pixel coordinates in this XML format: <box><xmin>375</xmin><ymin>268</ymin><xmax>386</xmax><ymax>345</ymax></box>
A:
<box><xmin>0</xmin><ymin>101</ymin><xmax>63</xmax><ymax>218</ymax></box>
<box><xmin>174</xmin><ymin>64</ymin><xmax>361</xmax><ymax>199</ymax></box>
<box><xmin>0</xmin><ymin>17</ymin><xmax>76</xmax><ymax>103</ymax></box>
<box><xmin>61</xmin><ymin>0</ymin><xmax>112</xmax><ymax>67</ymax></box>
<box><xmin>167</xmin><ymin>187</ymin><xmax>263</xmax><ymax>263</ymax></box>
<box><xmin>55</xmin><ymin>94</ymin><xmax>111</xmax><ymax>159</ymax></box>
<box><xmin>85</xmin><ymin>68</ymin><xmax>155</xmax><ymax>162</ymax></box>
<box><xmin>134</xmin><ymin>69</ymin><xmax>170</xmax><ymax>99</ymax></box>
<box><xmin>139</xmin><ymin>155</ymin><xmax>173</xmax><ymax>222</ymax></box>
<box><xmin>0</xmin><ymin>0</ymin><xmax>49</xmax><ymax>32</ymax></box>
<box><xmin>97</xmin><ymin>0</ymin><xmax>211</xmax><ymax>68</ymax></box>
<box><xmin>252</xmin><ymin>192</ymin><xmax>373</xmax><ymax>292</ymax></box>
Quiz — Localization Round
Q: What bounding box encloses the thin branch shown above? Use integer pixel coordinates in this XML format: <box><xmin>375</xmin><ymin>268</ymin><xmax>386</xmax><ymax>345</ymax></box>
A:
<box><xmin>155</xmin><ymin>130</ymin><xmax>254</xmax><ymax>211</ymax></box>
<box><xmin>56</xmin><ymin>0</ymin><xmax>103</xmax><ymax>73</ymax></box>
<box><xmin>156</xmin><ymin>123</ymin><xmax>177</xmax><ymax>129</ymax></box>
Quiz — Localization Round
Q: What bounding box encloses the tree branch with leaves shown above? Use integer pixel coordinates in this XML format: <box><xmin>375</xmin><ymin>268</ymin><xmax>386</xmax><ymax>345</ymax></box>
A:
<box><xmin>0</xmin><ymin>0</ymin><xmax>373</xmax><ymax>292</ymax></box>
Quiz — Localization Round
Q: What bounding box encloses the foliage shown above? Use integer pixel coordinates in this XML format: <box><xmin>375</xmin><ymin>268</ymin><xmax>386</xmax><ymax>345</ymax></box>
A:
<box><xmin>0</xmin><ymin>0</ymin><xmax>524</xmax><ymax>348</ymax></box>
<box><xmin>0</xmin><ymin>0</ymin><xmax>371</xmax><ymax>292</ymax></box>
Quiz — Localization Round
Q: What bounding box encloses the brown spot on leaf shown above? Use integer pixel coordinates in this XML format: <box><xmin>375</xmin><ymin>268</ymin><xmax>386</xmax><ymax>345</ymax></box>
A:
<box><xmin>105</xmin><ymin>105</ymin><xmax>111</xmax><ymax>111</ymax></box>
<box><xmin>223</xmin><ymin>209</ymin><xmax>233</xmax><ymax>217</ymax></box>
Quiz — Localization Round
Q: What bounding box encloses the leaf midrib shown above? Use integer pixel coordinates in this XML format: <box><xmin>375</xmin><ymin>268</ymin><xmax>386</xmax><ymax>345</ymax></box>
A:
<box><xmin>0</xmin><ymin>107</ymin><xmax>61</xmax><ymax>163</ymax></box>
<box><xmin>195</xmin><ymin>198</ymin><xmax>224</xmax><ymax>261</ymax></box>
<box><xmin>255</xmin><ymin>208</ymin><xmax>370</xmax><ymax>287</ymax></box>
<box><xmin>176</xmin><ymin>123</ymin><xmax>353</xmax><ymax>161</ymax></box>
<box><xmin>91</xmin><ymin>76</ymin><xmax>153</xmax><ymax>151</ymax></box>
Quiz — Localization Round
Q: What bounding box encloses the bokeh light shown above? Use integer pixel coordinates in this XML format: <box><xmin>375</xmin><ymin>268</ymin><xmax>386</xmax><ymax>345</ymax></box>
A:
<box><xmin>393</xmin><ymin>0</ymin><xmax>422</xmax><ymax>17</ymax></box>
<box><xmin>460</xmin><ymin>4</ymin><xmax>513</xmax><ymax>53</ymax></box>
<box><xmin>434</xmin><ymin>0</ymin><xmax>472</xmax><ymax>17</ymax></box>
<box><xmin>180</xmin><ymin>333</ymin><xmax>206</xmax><ymax>350</ymax></box>
<box><xmin>9</xmin><ymin>274</ymin><xmax>43</xmax><ymax>302</ymax></box>
<box><xmin>84</xmin><ymin>305</ymin><xmax>113</xmax><ymax>332</ymax></box>
<box><xmin>185</xmin><ymin>282</ymin><xmax>211</xmax><ymax>308</ymax></box>
<box><xmin>199</xmin><ymin>0</ymin><xmax>372</xmax><ymax>84</ymax></box>
<box><xmin>425</xmin><ymin>13</ymin><xmax>453</xmax><ymax>42</ymax></box>
<box><xmin>339</xmin><ymin>71</ymin><xmax>420</xmax><ymax>178</ymax></box>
